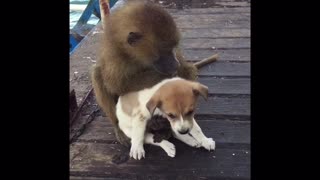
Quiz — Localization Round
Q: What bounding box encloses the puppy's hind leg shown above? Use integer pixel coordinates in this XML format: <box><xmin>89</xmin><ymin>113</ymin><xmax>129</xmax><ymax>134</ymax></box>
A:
<box><xmin>144</xmin><ymin>133</ymin><xmax>176</xmax><ymax>158</ymax></box>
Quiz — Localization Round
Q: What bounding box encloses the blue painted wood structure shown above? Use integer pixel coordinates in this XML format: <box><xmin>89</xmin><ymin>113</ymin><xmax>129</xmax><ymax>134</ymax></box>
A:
<box><xmin>70</xmin><ymin>0</ymin><xmax>118</xmax><ymax>54</ymax></box>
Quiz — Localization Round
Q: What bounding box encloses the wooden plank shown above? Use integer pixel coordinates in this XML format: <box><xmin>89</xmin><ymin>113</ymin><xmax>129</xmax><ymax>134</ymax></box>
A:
<box><xmin>176</xmin><ymin>20</ymin><xmax>249</xmax><ymax>29</ymax></box>
<box><xmin>70</xmin><ymin>177</ymin><xmax>126</xmax><ymax>180</ymax></box>
<box><xmin>76</xmin><ymin>116</ymin><xmax>250</xmax><ymax>144</ymax></box>
<box><xmin>70</xmin><ymin>177</ymin><xmax>114</xmax><ymax>180</ymax></box>
<box><xmin>199</xmin><ymin>77</ymin><xmax>250</xmax><ymax>94</ymax></box>
<box><xmin>168</xmin><ymin>7</ymin><xmax>250</xmax><ymax>15</ymax></box>
<box><xmin>181</xmin><ymin>38</ymin><xmax>250</xmax><ymax>49</ymax></box>
<box><xmin>70</xmin><ymin>26</ymin><xmax>99</xmax><ymax>104</ymax></box>
<box><xmin>161</xmin><ymin>0</ymin><xmax>250</xmax><ymax>9</ymax></box>
<box><xmin>180</xmin><ymin>28</ymin><xmax>250</xmax><ymax>38</ymax></box>
<box><xmin>184</xmin><ymin>49</ymin><xmax>250</xmax><ymax>62</ymax></box>
<box><xmin>198</xmin><ymin>62</ymin><xmax>250</xmax><ymax>76</ymax></box>
<box><xmin>197</xmin><ymin>96</ymin><xmax>250</xmax><ymax>116</ymax></box>
<box><xmin>70</xmin><ymin>89</ymin><xmax>78</xmax><ymax>120</ymax></box>
<box><xmin>173</xmin><ymin>13</ymin><xmax>250</xmax><ymax>21</ymax></box>
<box><xmin>214</xmin><ymin>1</ymin><xmax>250</xmax><ymax>8</ymax></box>
<box><xmin>173</xmin><ymin>13</ymin><xmax>250</xmax><ymax>29</ymax></box>
<box><xmin>70</xmin><ymin>142</ymin><xmax>250</xmax><ymax>179</ymax></box>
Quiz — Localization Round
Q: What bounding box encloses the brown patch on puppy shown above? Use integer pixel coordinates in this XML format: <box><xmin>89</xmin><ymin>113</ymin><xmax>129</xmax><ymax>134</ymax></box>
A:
<box><xmin>146</xmin><ymin>92</ymin><xmax>161</xmax><ymax>116</ymax></box>
<box><xmin>121</xmin><ymin>92</ymin><xmax>139</xmax><ymax>115</ymax></box>
<box><xmin>156</xmin><ymin>79</ymin><xmax>203</xmax><ymax>116</ymax></box>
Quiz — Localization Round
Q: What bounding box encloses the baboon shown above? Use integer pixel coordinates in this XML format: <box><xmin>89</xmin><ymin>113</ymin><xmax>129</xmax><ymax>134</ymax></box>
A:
<box><xmin>92</xmin><ymin>0</ymin><xmax>217</xmax><ymax>146</ymax></box>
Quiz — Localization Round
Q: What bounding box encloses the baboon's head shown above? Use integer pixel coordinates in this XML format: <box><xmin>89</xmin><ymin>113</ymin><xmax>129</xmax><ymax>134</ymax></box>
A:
<box><xmin>106</xmin><ymin>1</ymin><xmax>181</xmax><ymax>75</ymax></box>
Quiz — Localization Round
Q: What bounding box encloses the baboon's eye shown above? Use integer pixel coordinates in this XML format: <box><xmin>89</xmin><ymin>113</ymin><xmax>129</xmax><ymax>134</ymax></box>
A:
<box><xmin>127</xmin><ymin>32</ymin><xmax>143</xmax><ymax>45</ymax></box>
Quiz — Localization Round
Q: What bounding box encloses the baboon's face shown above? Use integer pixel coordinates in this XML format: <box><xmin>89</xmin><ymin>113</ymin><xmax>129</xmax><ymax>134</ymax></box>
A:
<box><xmin>126</xmin><ymin>29</ymin><xmax>180</xmax><ymax>75</ymax></box>
<box><xmin>117</xmin><ymin>2</ymin><xmax>181</xmax><ymax>75</ymax></box>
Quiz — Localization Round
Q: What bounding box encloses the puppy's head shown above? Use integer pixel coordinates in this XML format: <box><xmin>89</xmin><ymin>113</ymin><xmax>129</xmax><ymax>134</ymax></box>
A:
<box><xmin>146</xmin><ymin>79</ymin><xmax>208</xmax><ymax>134</ymax></box>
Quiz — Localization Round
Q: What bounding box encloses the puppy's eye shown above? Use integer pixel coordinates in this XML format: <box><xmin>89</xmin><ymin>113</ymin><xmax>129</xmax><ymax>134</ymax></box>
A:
<box><xmin>167</xmin><ymin>113</ymin><xmax>176</xmax><ymax>119</ymax></box>
<box><xmin>185</xmin><ymin>110</ymin><xmax>194</xmax><ymax>116</ymax></box>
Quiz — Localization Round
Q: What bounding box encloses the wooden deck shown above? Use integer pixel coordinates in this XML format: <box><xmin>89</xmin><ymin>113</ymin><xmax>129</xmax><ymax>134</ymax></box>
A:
<box><xmin>70</xmin><ymin>0</ymin><xmax>250</xmax><ymax>179</ymax></box>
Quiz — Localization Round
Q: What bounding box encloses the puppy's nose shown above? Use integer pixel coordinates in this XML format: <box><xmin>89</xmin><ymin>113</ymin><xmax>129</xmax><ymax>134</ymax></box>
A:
<box><xmin>178</xmin><ymin>129</ymin><xmax>189</xmax><ymax>135</ymax></box>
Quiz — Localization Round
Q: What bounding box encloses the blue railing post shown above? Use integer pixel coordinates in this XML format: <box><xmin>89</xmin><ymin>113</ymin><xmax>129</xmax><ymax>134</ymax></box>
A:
<box><xmin>70</xmin><ymin>0</ymin><xmax>118</xmax><ymax>54</ymax></box>
<box><xmin>73</xmin><ymin>0</ymin><xmax>98</xmax><ymax>31</ymax></box>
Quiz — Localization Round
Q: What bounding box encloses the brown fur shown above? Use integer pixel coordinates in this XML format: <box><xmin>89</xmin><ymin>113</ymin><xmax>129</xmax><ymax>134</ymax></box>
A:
<box><xmin>120</xmin><ymin>92</ymin><xmax>139</xmax><ymax>115</ymax></box>
<box><xmin>91</xmin><ymin>0</ymin><xmax>210</xmax><ymax>146</ymax></box>
<box><xmin>147</xmin><ymin>79</ymin><xmax>208</xmax><ymax>119</ymax></box>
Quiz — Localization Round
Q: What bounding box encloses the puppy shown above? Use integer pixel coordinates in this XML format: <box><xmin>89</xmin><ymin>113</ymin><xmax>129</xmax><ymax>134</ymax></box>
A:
<box><xmin>116</xmin><ymin>77</ymin><xmax>216</xmax><ymax>160</ymax></box>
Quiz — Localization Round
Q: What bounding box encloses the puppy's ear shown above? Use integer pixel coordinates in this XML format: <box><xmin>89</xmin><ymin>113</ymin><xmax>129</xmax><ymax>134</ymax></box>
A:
<box><xmin>146</xmin><ymin>93</ymin><xmax>161</xmax><ymax>116</ymax></box>
<box><xmin>127</xmin><ymin>32</ymin><xmax>143</xmax><ymax>46</ymax></box>
<box><xmin>192</xmin><ymin>83</ymin><xmax>209</xmax><ymax>101</ymax></box>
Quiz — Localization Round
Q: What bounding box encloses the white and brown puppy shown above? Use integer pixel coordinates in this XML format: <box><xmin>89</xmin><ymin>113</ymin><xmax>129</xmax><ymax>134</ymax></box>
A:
<box><xmin>116</xmin><ymin>77</ymin><xmax>215</xmax><ymax>160</ymax></box>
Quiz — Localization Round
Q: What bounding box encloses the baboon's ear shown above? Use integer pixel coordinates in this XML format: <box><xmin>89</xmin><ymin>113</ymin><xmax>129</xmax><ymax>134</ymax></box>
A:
<box><xmin>127</xmin><ymin>32</ymin><xmax>143</xmax><ymax>46</ymax></box>
<box><xmin>146</xmin><ymin>93</ymin><xmax>161</xmax><ymax>116</ymax></box>
<box><xmin>192</xmin><ymin>83</ymin><xmax>209</xmax><ymax>101</ymax></box>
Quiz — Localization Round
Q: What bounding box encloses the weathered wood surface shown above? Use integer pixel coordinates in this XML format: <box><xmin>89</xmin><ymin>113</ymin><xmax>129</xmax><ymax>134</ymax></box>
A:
<box><xmin>70</xmin><ymin>0</ymin><xmax>250</xmax><ymax>179</ymax></box>
<box><xmin>180</xmin><ymin>28</ymin><xmax>250</xmax><ymax>38</ymax></box>
<box><xmin>70</xmin><ymin>142</ymin><xmax>250</xmax><ymax>179</ymax></box>
<box><xmin>199</xmin><ymin>77</ymin><xmax>250</xmax><ymax>94</ymax></box>
<box><xmin>158</xmin><ymin>0</ymin><xmax>251</xmax><ymax>9</ymax></box>
<box><xmin>182</xmin><ymin>38</ymin><xmax>250</xmax><ymax>49</ymax></box>
<box><xmin>198</xmin><ymin>62</ymin><xmax>250</xmax><ymax>76</ymax></box>
<box><xmin>167</xmin><ymin>7</ymin><xmax>251</xmax><ymax>15</ymax></box>
<box><xmin>77</xmin><ymin>116</ymin><xmax>250</xmax><ymax>144</ymax></box>
<box><xmin>183</xmin><ymin>49</ymin><xmax>250</xmax><ymax>62</ymax></box>
<box><xmin>167</xmin><ymin>7</ymin><xmax>250</xmax><ymax>14</ymax></box>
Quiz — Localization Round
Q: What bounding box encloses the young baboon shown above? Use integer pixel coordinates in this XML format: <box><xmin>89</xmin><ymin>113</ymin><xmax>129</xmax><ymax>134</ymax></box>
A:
<box><xmin>92</xmin><ymin>0</ymin><xmax>217</xmax><ymax>146</ymax></box>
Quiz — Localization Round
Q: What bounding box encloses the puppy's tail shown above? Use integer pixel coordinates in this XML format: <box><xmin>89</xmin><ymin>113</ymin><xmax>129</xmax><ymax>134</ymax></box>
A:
<box><xmin>194</xmin><ymin>54</ymin><xmax>219</xmax><ymax>69</ymax></box>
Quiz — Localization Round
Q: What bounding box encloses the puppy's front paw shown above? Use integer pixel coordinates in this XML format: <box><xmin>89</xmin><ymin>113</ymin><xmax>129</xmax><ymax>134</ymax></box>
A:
<box><xmin>194</xmin><ymin>141</ymin><xmax>202</xmax><ymax>148</ymax></box>
<box><xmin>189</xmin><ymin>138</ymin><xmax>201</xmax><ymax>148</ymax></box>
<box><xmin>201</xmin><ymin>138</ymin><xmax>215</xmax><ymax>151</ymax></box>
<box><xmin>161</xmin><ymin>141</ymin><xmax>176</xmax><ymax>157</ymax></box>
<box><xmin>183</xmin><ymin>135</ymin><xmax>201</xmax><ymax>148</ymax></box>
<box><xmin>129</xmin><ymin>145</ymin><xmax>145</xmax><ymax>160</ymax></box>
